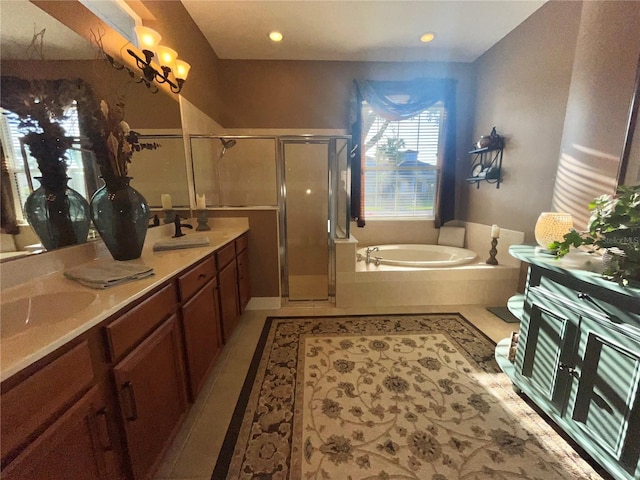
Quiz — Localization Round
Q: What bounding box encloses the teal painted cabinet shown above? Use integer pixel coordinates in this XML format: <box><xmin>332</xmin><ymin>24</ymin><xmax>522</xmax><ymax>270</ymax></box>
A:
<box><xmin>503</xmin><ymin>245</ymin><xmax>640</xmax><ymax>480</ymax></box>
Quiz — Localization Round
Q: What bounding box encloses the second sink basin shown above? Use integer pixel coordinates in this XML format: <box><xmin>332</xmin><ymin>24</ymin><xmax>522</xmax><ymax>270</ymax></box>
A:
<box><xmin>1</xmin><ymin>292</ymin><xmax>97</xmax><ymax>339</ymax></box>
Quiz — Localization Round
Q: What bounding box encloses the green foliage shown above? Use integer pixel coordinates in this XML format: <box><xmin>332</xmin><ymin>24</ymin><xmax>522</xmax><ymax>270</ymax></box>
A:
<box><xmin>549</xmin><ymin>185</ymin><xmax>640</xmax><ymax>286</ymax></box>
<box><xmin>379</xmin><ymin>128</ymin><xmax>406</xmax><ymax>159</ymax></box>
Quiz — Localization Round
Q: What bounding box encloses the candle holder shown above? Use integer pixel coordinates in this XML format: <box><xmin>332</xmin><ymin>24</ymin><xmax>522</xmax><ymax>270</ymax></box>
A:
<box><xmin>486</xmin><ymin>237</ymin><xmax>499</xmax><ymax>265</ymax></box>
<box><xmin>163</xmin><ymin>209</ymin><xmax>175</xmax><ymax>224</ymax></box>
<box><xmin>196</xmin><ymin>210</ymin><xmax>211</xmax><ymax>231</ymax></box>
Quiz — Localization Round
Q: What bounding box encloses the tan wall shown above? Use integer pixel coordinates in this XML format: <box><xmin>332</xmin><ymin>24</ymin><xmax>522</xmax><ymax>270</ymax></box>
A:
<box><xmin>461</xmin><ymin>0</ymin><xmax>582</xmax><ymax>241</ymax></box>
<box><xmin>207</xmin><ymin>209</ymin><xmax>280</xmax><ymax>298</ymax></box>
<box><xmin>218</xmin><ymin>59</ymin><xmax>474</xmax><ymax>162</ymax></box>
<box><xmin>139</xmin><ymin>0</ymin><xmax>223</xmax><ymax>125</ymax></box>
<box><xmin>551</xmin><ymin>0</ymin><xmax>640</xmax><ymax>229</ymax></box>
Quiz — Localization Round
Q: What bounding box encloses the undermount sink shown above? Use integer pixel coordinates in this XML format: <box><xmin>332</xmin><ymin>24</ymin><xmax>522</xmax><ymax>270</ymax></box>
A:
<box><xmin>1</xmin><ymin>292</ymin><xmax>97</xmax><ymax>339</ymax></box>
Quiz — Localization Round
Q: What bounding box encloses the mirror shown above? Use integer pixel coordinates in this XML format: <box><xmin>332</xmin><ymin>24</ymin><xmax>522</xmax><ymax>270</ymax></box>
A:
<box><xmin>619</xmin><ymin>58</ymin><xmax>640</xmax><ymax>186</ymax></box>
<box><xmin>0</xmin><ymin>0</ymin><xmax>188</xmax><ymax>260</ymax></box>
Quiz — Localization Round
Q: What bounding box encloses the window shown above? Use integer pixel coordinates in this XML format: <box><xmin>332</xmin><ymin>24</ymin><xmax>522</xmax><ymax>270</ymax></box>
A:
<box><xmin>362</xmin><ymin>102</ymin><xmax>444</xmax><ymax>219</ymax></box>
<box><xmin>0</xmin><ymin>103</ymin><xmax>90</xmax><ymax>222</ymax></box>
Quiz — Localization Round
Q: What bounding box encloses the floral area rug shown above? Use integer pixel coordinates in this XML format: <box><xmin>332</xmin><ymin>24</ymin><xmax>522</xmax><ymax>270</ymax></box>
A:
<box><xmin>212</xmin><ymin>313</ymin><xmax>604</xmax><ymax>480</ymax></box>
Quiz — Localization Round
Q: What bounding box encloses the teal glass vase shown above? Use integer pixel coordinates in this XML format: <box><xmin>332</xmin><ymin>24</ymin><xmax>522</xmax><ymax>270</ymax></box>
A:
<box><xmin>90</xmin><ymin>177</ymin><xmax>149</xmax><ymax>261</ymax></box>
<box><xmin>24</xmin><ymin>176</ymin><xmax>90</xmax><ymax>251</ymax></box>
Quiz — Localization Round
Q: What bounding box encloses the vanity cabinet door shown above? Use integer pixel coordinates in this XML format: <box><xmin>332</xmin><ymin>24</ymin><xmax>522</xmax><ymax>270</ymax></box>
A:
<box><xmin>566</xmin><ymin>314</ymin><xmax>640</xmax><ymax>475</ymax></box>
<box><xmin>516</xmin><ymin>290</ymin><xmax>579</xmax><ymax>415</ymax></box>
<box><xmin>113</xmin><ymin>315</ymin><xmax>187</xmax><ymax>480</ymax></box>
<box><xmin>1</xmin><ymin>387</ymin><xmax>111</xmax><ymax>480</ymax></box>
<box><xmin>218</xmin><ymin>259</ymin><xmax>239</xmax><ymax>343</ymax></box>
<box><xmin>181</xmin><ymin>278</ymin><xmax>222</xmax><ymax>399</ymax></box>
<box><xmin>237</xmin><ymin>245</ymin><xmax>251</xmax><ymax>314</ymax></box>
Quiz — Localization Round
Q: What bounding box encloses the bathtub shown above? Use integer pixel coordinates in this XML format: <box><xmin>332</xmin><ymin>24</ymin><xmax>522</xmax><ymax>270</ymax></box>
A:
<box><xmin>356</xmin><ymin>244</ymin><xmax>477</xmax><ymax>267</ymax></box>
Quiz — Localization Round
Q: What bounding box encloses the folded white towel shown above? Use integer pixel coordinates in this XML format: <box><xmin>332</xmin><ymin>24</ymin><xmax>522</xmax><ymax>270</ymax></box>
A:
<box><xmin>64</xmin><ymin>260</ymin><xmax>154</xmax><ymax>289</ymax></box>
<box><xmin>153</xmin><ymin>236</ymin><xmax>210</xmax><ymax>251</ymax></box>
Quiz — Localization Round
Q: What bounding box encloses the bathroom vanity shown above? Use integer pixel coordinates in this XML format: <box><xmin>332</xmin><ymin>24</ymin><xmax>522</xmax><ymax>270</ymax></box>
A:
<box><xmin>497</xmin><ymin>245</ymin><xmax>640</xmax><ymax>480</ymax></box>
<box><xmin>0</xmin><ymin>222</ymin><xmax>251</xmax><ymax>480</ymax></box>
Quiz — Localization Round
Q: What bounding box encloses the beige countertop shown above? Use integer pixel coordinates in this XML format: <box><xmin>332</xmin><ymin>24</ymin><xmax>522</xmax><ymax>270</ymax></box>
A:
<box><xmin>0</xmin><ymin>218</ymin><xmax>249</xmax><ymax>382</ymax></box>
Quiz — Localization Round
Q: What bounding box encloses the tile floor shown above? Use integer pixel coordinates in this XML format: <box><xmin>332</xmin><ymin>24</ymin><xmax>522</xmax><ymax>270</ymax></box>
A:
<box><xmin>153</xmin><ymin>304</ymin><xmax>518</xmax><ymax>480</ymax></box>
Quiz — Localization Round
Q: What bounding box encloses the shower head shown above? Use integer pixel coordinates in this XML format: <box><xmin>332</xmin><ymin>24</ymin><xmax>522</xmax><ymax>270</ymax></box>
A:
<box><xmin>220</xmin><ymin>138</ymin><xmax>237</xmax><ymax>155</ymax></box>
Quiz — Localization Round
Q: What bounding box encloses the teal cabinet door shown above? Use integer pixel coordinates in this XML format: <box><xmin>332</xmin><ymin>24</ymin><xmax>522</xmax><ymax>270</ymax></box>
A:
<box><xmin>567</xmin><ymin>314</ymin><xmax>640</xmax><ymax>476</ymax></box>
<box><xmin>516</xmin><ymin>291</ymin><xmax>578</xmax><ymax>414</ymax></box>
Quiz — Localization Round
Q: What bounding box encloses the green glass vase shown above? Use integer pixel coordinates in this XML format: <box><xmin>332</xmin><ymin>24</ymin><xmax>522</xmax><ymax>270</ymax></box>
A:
<box><xmin>90</xmin><ymin>177</ymin><xmax>149</xmax><ymax>260</ymax></box>
<box><xmin>24</xmin><ymin>176</ymin><xmax>90</xmax><ymax>250</ymax></box>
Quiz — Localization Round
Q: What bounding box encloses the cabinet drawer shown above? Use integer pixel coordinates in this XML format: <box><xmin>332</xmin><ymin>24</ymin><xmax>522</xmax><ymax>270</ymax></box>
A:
<box><xmin>1</xmin><ymin>341</ymin><xmax>94</xmax><ymax>461</ymax></box>
<box><xmin>178</xmin><ymin>255</ymin><xmax>216</xmax><ymax>301</ymax></box>
<box><xmin>529</xmin><ymin>267</ymin><xmax>640</xmax><ymax>330</ymax></box>
<box><xmin>235</xmin><ymin>233</ymin><xmax>248</xmax><ymax>253</ymax></box>
<box><xmin>105</xmin><ymin>283</ymin><xmax>178</xmax><ymax>361</ymax></box>
<box><xmin>216</xmin><ymin>242</ymin><xmax>236</xmax><ymax>270</ymax></box>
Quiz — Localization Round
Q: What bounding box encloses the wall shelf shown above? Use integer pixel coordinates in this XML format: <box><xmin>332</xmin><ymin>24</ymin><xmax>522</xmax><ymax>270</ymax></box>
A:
<box><xmin>466</xmin><ymin>141</ymin><xmax>504</xmax><ymax>189</ymax></box>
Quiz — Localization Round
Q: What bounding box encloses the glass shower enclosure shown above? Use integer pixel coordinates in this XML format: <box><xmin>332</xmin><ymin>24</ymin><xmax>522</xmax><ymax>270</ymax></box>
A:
<box><xmin>189</xmin><ymin>134</ymin><xmax>350</xmax><ymax>304</ymax></box>
<box><xmin>279</xmin><ymin>136</ymin><xmax>350</xmax><ymax>303</ymax></box>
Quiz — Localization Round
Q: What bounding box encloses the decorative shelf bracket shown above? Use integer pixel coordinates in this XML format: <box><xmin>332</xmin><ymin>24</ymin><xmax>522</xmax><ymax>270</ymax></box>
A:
<box><xmin>466</xmin><ymin>129</ymin><xmax>504</xmax><ymax>189</ymax></box>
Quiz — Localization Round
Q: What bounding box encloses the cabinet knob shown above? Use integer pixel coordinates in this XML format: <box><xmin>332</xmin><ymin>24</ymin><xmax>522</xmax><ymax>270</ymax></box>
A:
<box><xmin>198</xmin><ymin>273</ymin><xmax>207</xmax><ymax>280</ymax></box>
<box><xmin>558</xmin><ymin>362</ymin><xmax>580</xmax><ymax>379</ymax></box>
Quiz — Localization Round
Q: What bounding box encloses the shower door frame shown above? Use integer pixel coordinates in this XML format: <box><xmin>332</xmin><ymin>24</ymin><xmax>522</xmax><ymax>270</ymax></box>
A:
<box><xmin>278</xmin><ymin>135</ymin><xmax>351</xmax><ymax>304</ymax></box>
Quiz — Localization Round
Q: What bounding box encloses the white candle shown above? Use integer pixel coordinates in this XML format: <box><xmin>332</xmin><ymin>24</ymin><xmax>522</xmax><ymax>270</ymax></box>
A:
<box><xmin>161</xmin><ymin>194</ymin><xmax>172</xmax><ymax>210</ymax></box>
<box><xmin>196</xmin><ymin>193</ymin><xmax>206</xmax><ymax>210</ymax></box>
<box><xmin>491</xmin><ymin>224</ymin><xmax>501</xmax><ymax>238</ymax></box>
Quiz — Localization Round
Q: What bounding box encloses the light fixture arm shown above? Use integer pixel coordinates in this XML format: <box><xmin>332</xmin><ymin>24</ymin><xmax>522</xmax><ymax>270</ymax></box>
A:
<box><xmin>125</xmin><ymin>48</ymin><xmax>184</xmax><ymax>94</ymax></box>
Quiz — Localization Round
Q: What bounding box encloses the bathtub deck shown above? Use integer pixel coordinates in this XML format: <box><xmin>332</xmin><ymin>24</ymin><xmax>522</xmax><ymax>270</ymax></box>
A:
<box><xmin>336</xmin><ymin>259</ymin><xmax>520</xmax><ymax>308</ymax></box>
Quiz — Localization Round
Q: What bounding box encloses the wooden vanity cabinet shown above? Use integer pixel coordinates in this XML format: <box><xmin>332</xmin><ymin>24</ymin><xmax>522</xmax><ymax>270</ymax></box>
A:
<box><xmin>2</xmin><ymin>386</ymin><xmax>111</xmax><ymax>480</ymax></box>
<box><xmin>178</xmin><ymin>255</ymin><xmax>222</xmax><ymax>400</ymax></box>
<box><xmin>0</xmin><ymin>230</ymin><xmax>249</xmax><ymax>480</ymax></box>
<box><xmin>106</xmin><ymin>284</ymin><xmax>187</xmax><ymax>480</ymax></box>
<box><xmin>236</xmin><ymin>233</ymin><xmax>251</xmax><ymax>314</ymax></box>
<box><xmin>1</xmin><ymin>341</ymin><xmax>115</xmax><ymax>480</ymax></box>
<box><xmin>112</xmin><ymin>316</ymin><xmax>187</xmax><ymax>480</ymax></box>
<box><xmin>217</xmin><ymin>242</ymin><xmax>240</xmax><ymax>342</ymax></box>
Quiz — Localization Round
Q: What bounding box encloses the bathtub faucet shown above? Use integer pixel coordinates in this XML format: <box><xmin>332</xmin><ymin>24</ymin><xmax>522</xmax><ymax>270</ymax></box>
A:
<box><xmin>365</xmin><ymin>246</ymin><xmax>379</xmax><ymax>264</ymax></box>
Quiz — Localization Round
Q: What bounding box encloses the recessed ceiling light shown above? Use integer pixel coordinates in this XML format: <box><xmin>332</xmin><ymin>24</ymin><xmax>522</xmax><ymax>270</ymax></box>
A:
<box><xmin>269</xmin><ymin>31</ymin><xmax>283</xmax><ymax>42</ymax></box>
<box><xmin>420</xmin><ymin>32</ymin><xmax>435</xmax><ymax>43</ymax></box>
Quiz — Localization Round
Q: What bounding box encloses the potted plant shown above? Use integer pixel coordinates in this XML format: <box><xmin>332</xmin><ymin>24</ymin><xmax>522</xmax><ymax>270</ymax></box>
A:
<box><xmin>549</xmin><ymin>184</ymin><xmax>640</xmax><ymax>286</ymax></box>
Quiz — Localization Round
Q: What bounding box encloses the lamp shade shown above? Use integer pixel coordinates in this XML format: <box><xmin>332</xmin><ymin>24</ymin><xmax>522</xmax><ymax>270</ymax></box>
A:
<box><xmin>174</xmin><ymin>60</ymin><xmax>191</xmax><ymax>80</ymax></box>
<box><xmin>156</xmin><ymin>45</ymin><xmax>177</xmax><ymax>67</ymax></box>
<box><xmin>134</xmin><ymin>26</ymin><xmax>161</xmax><ymax>50</ymax></box>
<box><xmin>534</xmin><ymin>212</ymin><xmax>573</xmax><ymax>250</ymax></box>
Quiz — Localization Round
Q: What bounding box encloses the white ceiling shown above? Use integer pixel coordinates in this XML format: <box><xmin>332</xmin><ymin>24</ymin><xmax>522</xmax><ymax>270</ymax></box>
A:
<box><xmin>0</xmin><ymin>0</ymin><xmax>547</xmax><ymax>64</ymax></box>
<box><xmin>180</xmin><ymin>0</ymin><xmax>547</xmax><ymax>63</ymax></box>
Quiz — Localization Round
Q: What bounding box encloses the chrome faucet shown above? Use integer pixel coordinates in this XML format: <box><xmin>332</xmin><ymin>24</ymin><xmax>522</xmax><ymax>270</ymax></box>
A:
<box><xmin>365</xmin><ymin>246</ymin><xmax>379</xmax><ymax>264</ymax></box>
<box><xmin>173</xmin><ymin>214</ymin><xmax>194</xmax><ymax>238</ymax></box>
